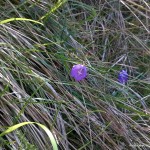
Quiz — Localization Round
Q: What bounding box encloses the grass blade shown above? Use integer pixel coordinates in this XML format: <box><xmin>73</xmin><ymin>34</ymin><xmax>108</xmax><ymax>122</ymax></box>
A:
<box><xmin>0</xmin><ymin>18</ymin><xmax>43</xmax><ymax>25</ymax></box>
<box><xmin>0</xmin><ymin>122</ymin><xmax>58</xmax><ymax>150</ymax></box>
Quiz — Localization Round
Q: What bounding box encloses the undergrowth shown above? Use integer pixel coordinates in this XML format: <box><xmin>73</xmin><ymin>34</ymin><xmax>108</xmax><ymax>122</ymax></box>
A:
<box><xmin>1</xmin><ymin>0</ymin><xmax>150</xmax><ymax>150</ymax></box>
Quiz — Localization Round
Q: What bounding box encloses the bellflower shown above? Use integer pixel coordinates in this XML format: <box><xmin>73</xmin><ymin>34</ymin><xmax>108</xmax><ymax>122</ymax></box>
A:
<box><xmin>118</xmin><ymin>70</ymin><xmax>128</xmax><ymax>84</ymax></box>
<box><xmin>70</xmin><ymin>64</ymin><xmax>87</xmax><ymax>81</ymax></box>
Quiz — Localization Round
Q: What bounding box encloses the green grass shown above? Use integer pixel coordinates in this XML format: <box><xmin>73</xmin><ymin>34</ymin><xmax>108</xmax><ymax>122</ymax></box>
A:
<box><xmin>1</xmin><ymin>0</ymin><xmax>150</xmax><ymax>149</ymax></box>
<box><xmin>0</xmin><ymin>122</ymin><xmax>58</xmax><ymax>150</ymax></box>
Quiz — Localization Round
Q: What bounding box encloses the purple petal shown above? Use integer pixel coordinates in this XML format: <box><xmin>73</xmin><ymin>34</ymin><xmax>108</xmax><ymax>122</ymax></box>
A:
<box><xmin>118</xmin><ymin>70</ymin><xmax>128</xmax><ymax>84</ymax></box>
<box><xmin>70</xmin><ymin>64</ymin><xmax>87</xmax><ymax>81</ymax></box>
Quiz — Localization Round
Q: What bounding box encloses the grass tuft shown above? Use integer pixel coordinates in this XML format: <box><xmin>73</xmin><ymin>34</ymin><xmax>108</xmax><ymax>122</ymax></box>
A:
<box><xmin>1</xmin><ymin>0</ymin><xmax>150</xmax><ymax>149</ymax></box>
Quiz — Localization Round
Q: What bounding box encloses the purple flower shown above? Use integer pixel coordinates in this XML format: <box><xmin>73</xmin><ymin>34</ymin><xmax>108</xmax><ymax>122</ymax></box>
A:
<box><xmin>70</xmin><ymin>64</ymin><xmax>87</xmax><ymax>81</ymax></box>
<box><xmin>118</xmin><ymin>70</ymin><xmax>128</xmax><ymax>84</ymax></box>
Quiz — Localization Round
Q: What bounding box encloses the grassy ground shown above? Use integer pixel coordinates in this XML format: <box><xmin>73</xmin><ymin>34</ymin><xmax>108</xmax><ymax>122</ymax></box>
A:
<box><xmin>1</xmin><ymin>0</ymin><xmax>150</xmax><ymax>149</ymax></box>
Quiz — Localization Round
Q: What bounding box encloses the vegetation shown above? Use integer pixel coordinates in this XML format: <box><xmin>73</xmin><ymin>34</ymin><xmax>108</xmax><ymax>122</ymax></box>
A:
<box><xmin>1</xmin><ymin>0</ymin><xmax>150</xmax><ymax>149</ymax></box>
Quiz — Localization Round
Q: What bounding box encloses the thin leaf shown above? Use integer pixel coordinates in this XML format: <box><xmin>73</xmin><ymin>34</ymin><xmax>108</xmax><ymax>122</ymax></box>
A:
<box><xmin>0</xmin><ymin>122</ymin><xmax>58</xmax><ymax>150</ymax></box>
<box><xmin>0</xmin><ymin>18</ymin><xmax>43</xmax><ymax>25</ymax></box>
<box><xmin>40</xmin><ymin>0</ymin><xmax>67</xmax><ymax>20</ymax></box>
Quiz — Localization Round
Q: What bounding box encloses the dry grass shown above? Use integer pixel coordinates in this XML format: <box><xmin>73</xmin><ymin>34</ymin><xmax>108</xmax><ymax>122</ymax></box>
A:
<box><xmin>1</xmin><ymin>0</ymin><xmax>150</xmax><ymax>149</ymax></box>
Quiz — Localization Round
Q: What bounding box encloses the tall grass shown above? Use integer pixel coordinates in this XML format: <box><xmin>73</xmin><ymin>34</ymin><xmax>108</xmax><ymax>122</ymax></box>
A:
<box><xmin>0</xmin><ymin>0</ymin><xmax>150</xmax><ymax>149</ymax></box>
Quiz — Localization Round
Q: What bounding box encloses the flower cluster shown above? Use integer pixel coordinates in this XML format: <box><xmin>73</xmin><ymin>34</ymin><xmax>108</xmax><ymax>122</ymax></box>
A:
<box><xmin>70</xmin><ymin>64</ymin><xmax>128</xmax><ymax>84</ymax></box>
